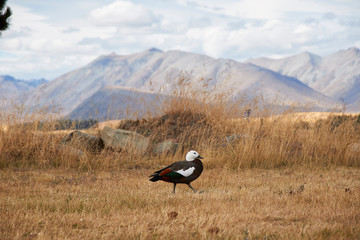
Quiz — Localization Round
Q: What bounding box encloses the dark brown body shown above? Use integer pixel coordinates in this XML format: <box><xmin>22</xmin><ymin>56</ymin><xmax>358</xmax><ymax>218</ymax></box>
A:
<box><xmin>149</xmin><ymin>153</ymin><xmax>204</xmax><ymax>193</ymax></box>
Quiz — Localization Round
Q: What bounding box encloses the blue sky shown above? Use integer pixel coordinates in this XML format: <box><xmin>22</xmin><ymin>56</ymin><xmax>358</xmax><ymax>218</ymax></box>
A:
<box><xmin>0</xmin><ymin>0</ymin><xmax>359</xmax><ymax>80</ymax></box>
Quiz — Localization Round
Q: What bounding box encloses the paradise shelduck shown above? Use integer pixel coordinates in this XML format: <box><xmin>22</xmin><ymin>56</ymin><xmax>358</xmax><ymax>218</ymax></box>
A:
<box><xmin>149</xmin><ymin>150</ymin><xmax>204</xmax><ymax>193</ymax></box>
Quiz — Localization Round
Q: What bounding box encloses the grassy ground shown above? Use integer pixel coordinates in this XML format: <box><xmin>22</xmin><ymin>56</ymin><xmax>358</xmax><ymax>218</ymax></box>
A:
<box><xmin>1</xmin><ymin>79</ymin><xmax>359</xmax><ymax>239</ymax></box>
<box><xmin>1</xmin><ymin>167</ymin><xmax>359</xmax><ymax>239</ymax></box>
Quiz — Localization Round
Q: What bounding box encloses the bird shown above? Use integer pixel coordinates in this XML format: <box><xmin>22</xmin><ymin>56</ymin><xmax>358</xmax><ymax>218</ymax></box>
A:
<box><xmin>149</xmin><ymin>150</ymin><xmax>204</xmax><ymax>193</ymax></box>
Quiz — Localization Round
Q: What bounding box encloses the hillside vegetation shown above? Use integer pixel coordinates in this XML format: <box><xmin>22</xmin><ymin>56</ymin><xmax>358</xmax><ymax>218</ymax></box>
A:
<box><xmin>0</xmin><ymin>77</ymin><xmax>359</xmax><ymax>239</ymax></box>
<box><xmin>1</xmin><ymin>76</ymin><xmax>359</xmax><ymax>170</ymax></box>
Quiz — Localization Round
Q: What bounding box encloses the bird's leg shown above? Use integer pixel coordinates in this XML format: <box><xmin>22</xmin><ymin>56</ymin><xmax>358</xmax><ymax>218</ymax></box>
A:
<box><xmin>173</xmin><ymin>183</ymin><xmax>177</xmax><ymax>194</ymax></box>
<box><xmin>187</xmin><ymin>183</ymin><xmax>197</xmax><ymax>193</ymax></box>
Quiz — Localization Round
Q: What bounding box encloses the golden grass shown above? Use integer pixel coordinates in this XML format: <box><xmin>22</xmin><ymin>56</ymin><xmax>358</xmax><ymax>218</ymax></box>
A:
<box><xmin>90</xmin><ymin>120</ymin><xmax>123</xmax><ymax>131</ymax></box>
<box><xmin>2</xmin><ymin>110</ymin><xmax>357</xmax><ymax>170</ymax></box>
<box><xmin>0</xmin><ymin>167</ymin><xmax>359</xmax><ymax>239</ymax></box>
<box><xmin>276</xmin><ymin>112</ymin><xmax>360</xmax><ymax>123</ymax></box>
<box><xmin>1</xmin><ymin>75</ymin><xmax>360</xmax><ymax>239</ymax></box>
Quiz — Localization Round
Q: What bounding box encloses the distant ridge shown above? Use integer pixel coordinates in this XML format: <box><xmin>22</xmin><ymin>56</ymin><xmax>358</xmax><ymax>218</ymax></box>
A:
<box><xmin>0</xmin><ymin>75</ymin><xmax>47</xmax><ymax>103</ymax></box>
<box><xmin>67</xmin><ymin>86</ymin><xmax>164</xmax><ymax>120</ymax></box>
<box><xmin>23</xmin><ymin>48</ymin><xmax>339</xmax><ymax>119</ymax></box>
<box><xmin>247</xmin><ymin>47</ymin><xmax>360</xmax><ymax>111</ymax></box>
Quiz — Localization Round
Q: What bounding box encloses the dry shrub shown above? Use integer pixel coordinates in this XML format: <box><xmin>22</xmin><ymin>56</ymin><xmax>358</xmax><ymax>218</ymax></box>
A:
<box><xmin>0</xmin><ymin>110</ymin><xmax>57</xmax><ymax>168</ymax></box>
<box><xmin>118</xmin><ymin>111</ymin><xmax>215</xmax><ymax>150</ymax></box>
<box><xmin>219</xmin><ymin>113</ymin><xmax>360</xmax><ymax>168</ymax></box>
<box><xmin>0</xmin><ymin>104</ymin><xmax>99</xmax><ymax>169</ymax></box>
<box><xmin>315</xmin><ymin>114</ymin><xmax>360</xmax><ymax>134</ymax></box>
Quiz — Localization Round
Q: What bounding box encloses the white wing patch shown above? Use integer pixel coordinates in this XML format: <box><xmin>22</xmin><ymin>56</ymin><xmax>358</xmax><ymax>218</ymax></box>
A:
<box><xmin>176</xmin><ymin>167</ymin><xmax>195</xmax><ymax>177</ymax></box>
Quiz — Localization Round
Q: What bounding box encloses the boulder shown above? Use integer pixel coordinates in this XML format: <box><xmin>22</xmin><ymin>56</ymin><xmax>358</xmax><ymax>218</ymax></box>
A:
<box><xmin>153</xmin><ymin>139</ymin><xmax>178</xmax><ymax>155</ymax></box>
<box><xmin>100</xmin><ymin>126</ymin><xmax>150</xmax><ymax>154</ymax></box>
<box><xmin>57</xmin><ymin>144</ymin><xmax>85</xmax><ymax>159</ymax></box>
<box><xmin>60</xmin><ymin>130</ymin><xmax>104</xmax><ymax>153</ymax></box>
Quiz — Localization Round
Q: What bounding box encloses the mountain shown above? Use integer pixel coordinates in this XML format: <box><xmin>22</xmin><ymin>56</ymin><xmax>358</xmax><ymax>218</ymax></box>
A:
<box><xmin>25</xmin><ymin>48</ymin><xmax>338</xmax><ymax>118</ymax></box>
<box><xmin>247</xmin><ymin>47</ymin><xmax>360</xmax><ymax>111</ymax></box>
<box><xmin>246</xmin><ymin>52</ymin><xmax>321</xmax><ymax>85</ymax></box>
<box><xmin>68</xmin><ymin>86</ymin><xmax>164</xmax><ymax>120</ymax></box>
<box><xmin>0</xmin><ymin>75</ymin><xmax>47</xmax><ymax>104</ymax></box>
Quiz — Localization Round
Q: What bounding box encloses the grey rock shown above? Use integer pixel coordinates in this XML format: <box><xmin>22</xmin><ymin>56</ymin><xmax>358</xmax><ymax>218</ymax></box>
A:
<box><xmin>60</xmin><ymin>130</ymin><xmax>104</xmax><ymax>153</ymax></box>
<box><xmin>100</xmin><ymin>126</ymin><xmax>149</xmax><ymax>154</ymax></box>
<box><xmin>153</xmin><ymin>139</ymin><xmax>178</xmax><ymax>155</ymax></box>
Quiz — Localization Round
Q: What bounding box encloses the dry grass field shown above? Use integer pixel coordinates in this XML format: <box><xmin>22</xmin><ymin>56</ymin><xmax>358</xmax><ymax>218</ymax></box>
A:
<box><xmin>1</xmin><ymin>167</ymin><xmax>359</xmax><ymax>239</ymax></box>
<box><xmin>1</xmin><ymin>80</ymin><xmax>359</xmax><ymax>239</ymax></box>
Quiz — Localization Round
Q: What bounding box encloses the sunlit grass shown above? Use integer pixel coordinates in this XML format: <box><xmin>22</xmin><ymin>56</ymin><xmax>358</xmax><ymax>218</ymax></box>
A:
<box><xmin>1</xmin><ymin>168</ymin><xmax>359</xmax><ymax>239</ymax></box>
<box><xmin>0</xmin><ymin>74</ymin><xmax>359</xmax><ymax>239</ymax></box>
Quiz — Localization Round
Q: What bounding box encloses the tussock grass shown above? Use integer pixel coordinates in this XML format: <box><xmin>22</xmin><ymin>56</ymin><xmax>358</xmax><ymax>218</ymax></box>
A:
<box><xmin>0</xmin><ymin>75</ymin><xmax>360</xmax><ymax>169</ymax></box>
<box><xmin>1</xmin><ymin>74</ymin><xmax>360</xmax><ymax>239</ymax></box>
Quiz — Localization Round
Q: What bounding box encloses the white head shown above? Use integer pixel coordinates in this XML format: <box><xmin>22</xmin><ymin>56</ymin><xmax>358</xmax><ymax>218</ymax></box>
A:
<box><xmin>185</xmin><ymin>150</ymin><xmax>203</xmax><ymax>161</ymax></box>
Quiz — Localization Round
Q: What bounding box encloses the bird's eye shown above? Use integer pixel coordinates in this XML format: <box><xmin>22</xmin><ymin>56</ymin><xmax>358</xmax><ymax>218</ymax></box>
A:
<box><xmin>194</xmin><ymin>152</ymin><xmax>196</xmax><ymax>154</ymax></box>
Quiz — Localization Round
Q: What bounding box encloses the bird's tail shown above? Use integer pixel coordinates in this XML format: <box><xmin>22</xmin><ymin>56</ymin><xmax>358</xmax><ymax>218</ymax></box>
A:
<box><xmin>149</xmin><ymin>173</ymin><xmax>161</xmax><ymax>182</ymax></box>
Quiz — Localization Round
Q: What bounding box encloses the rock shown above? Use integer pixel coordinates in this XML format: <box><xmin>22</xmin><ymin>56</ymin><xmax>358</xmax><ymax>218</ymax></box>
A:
<box><xmin>153</xmin><ymin>139</ymin><xmax>178</xmax><ymax>155</ymax></box>
<box><xmin>60</xmin><ymin>130</ymin><xmax>104</xmax><ymax>153</ymax></box>
<box><xmin>57</xmin><ymin>144</ymin><xmax>85</xmax><ymax>160</ymax></box>
<box><xmin>100</xmin><ymin>126</ymin><xmax>150</xmax><ymax>154</ymax></box>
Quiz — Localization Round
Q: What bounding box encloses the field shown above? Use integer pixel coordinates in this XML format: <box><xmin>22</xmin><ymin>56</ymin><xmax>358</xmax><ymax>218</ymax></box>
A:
<box><xmin>1</xmin><ymin>167</ymin><xmax>359</xmax><ymax>239</ymax></box>
<box><xmin>1</xmin><ymin>81</ymin><xmax>360</xmax><ymax>239</ymax></box>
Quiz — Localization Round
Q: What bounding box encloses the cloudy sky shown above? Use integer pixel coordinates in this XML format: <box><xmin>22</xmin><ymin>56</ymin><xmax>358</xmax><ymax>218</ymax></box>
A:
<box><xmin>0</xmin><ymin>0</ymin><xmax>359</xmax><ymax>80</ymax></box>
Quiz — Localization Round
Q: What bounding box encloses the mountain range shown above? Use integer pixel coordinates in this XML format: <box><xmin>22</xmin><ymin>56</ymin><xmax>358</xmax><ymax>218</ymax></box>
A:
<box><xmin>2</xmin><ymin>47</ymin><xmax>359</xmax><ymax>120</ymax></box>
<box><xmin>246</xmin><ymin>47</ymin><xmax>360</xmax><ymax>111</ymax></box>
<box><xmin>67</xmin><ymin>86</ymin><xmax>164</xmax><ymax>120</ymax></box>
<box><xmin>0</xmin><ymin>75</ymin><xmax>47</xmax><ymax>104</ymax></box>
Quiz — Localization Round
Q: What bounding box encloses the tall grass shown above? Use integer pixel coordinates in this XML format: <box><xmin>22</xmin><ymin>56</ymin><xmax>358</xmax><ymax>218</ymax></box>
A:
<box><xmin>0</xmin><ymin>74</ymin><xmax>359</xmax><ymax>170</ymax></box>
<box><xmin>1</xmin><ymin>74</ymin><xmax>360</xmax><ymax>239</ymax></box>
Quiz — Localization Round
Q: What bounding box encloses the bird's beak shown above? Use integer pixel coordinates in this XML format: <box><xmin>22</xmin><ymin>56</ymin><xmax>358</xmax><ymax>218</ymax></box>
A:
<box><xmin>197</xmin><ymin>155</ymin><xmax>204</xmax><ymax>159</ymax></box>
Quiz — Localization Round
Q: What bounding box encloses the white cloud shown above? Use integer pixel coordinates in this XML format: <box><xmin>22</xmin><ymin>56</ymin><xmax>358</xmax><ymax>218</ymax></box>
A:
<box><xmin>88</xmin><ymin>0</ymin><xmax>159</xmax><ymax>27</ymax></box>
<box><xmin>0</xmin><ymin>0</ymin><xmax>359</xmax><ymax>79</ymax></box>
<box><xmin>63</xmin><ymin>27</ymin><xmax>80</xmax><ymax>33</ymax></box>
<box><xmin>0</xmin><ymin>4</ymin><xmax>118</xmax><ymax>79</ymax></box>
<box><xmin>182</xmin><ymin>0</ymin><xmax>357</xmax><ymax>19</ymax></box>
<box><xmin>183</xmin><ymin>12</ymin><xmax>355</xmax><ymax>60</ymax></box>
